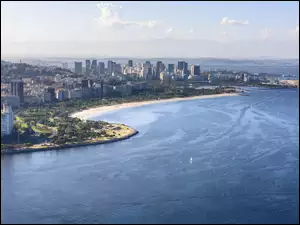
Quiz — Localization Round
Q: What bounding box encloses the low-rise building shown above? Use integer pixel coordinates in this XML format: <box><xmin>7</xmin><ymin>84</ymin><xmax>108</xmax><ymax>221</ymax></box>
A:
<box><xmin>68</xmin><ymin>88</ymin><xmax>82</xmax><ymax>99</ymax></box>
<box><xmin>131</xmin><ymin>82</ymin><xmax>147</xmax><ymax>92</ymax></box>
<box><xmin>22</xmin><ymin>78</ymin><xmax>32</xmax><ymax>84</ymax></box>
<box><xmin>43</xmin><ymin>92</ymin><xmax>52</xmax><ymax>102</ymax></box>
<box><xmin>82</xmin><ymin>88</ymin><xmax>92</xmax><ymax>98</ymax></box>
<box><xmin>56</xmin><ymin>89</ymin><xmax>68</xmax><ymax>101</ymax></box>
<box><xmin>248</xmin><ymin>74</ymin><xmax>259</xmax><ymax>82</ymax></box>
<box><xmin>113</xmin><ymin>85</ymin><xmax>132</xmax><ymax>96</ymax></box>
<box><xmin>91</xmin><ymin>87</ymin><xmax>103</xmax><ymax>98</ymax></box>
<box><xmin>54</xmin><ymin>74</ymin><xmax>62</xmax><ymax>82</ymax></box>
<box><xmin>43</xmin><ymin>87</ymin><xmax>56</xmax><ymax>102</ymax></box>
<box><xmin>215</xmin><ymin>73</ymin><xmax>236</xmax><ymax>81</ymax></box>
<box><xmin>24</xmin><ymin>95</ymin><xmax>42</xmax><ymax>105</ymax></box>
<box><xmin>103</xmin><ymin>85</ymin><xmax>114</xmax><ymax>97</ymax></box>
<box><xmin>1</xmin><ymin>95</ymin><xmax>20</xmax><ymax>108</ymax></box>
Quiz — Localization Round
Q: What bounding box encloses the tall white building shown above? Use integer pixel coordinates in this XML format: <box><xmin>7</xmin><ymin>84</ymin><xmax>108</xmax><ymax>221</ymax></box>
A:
<box><xmin>1</xmin><ymin>104</ymin><xmax>14</xmax><ymax>137</ymax></box>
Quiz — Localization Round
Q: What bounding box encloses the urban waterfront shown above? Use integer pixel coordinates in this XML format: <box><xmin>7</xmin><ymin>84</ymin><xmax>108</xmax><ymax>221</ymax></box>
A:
<box><xmin>1</xmin><ymin>87</ymin><xmax>299</xmax><ymax>224</ymax></box>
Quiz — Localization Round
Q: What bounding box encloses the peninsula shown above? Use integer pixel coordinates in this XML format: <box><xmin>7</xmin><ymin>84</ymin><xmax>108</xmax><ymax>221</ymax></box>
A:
<box><xmin>1</xmin><ymin>87</ymin><xmax>239</xmax><ymax>154</ymax></box>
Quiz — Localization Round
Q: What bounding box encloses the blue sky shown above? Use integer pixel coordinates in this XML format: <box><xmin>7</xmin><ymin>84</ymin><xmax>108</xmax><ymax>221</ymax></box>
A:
<box><xmin>1</xmin><ymin>1</ymin><xmax>299</xmax><ymax>58</ymax></box>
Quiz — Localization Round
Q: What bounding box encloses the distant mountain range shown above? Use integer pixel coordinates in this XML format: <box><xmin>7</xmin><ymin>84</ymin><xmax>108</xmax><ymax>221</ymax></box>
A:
<box><xmin>2</xmin><ymin>39</ymin><xmax>299</xmax><ymax>59</ymax></box>
<box><xmin>2</xmin><ymin>57</ymin><xmax>299</xmax><ymax>67</ymax></box>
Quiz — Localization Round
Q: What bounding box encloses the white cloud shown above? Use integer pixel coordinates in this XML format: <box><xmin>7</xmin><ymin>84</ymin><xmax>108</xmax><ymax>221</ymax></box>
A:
<box><xmin>189</xmin><ymin>28</ymin><xmax>194</xmax><ymax>33</ymax></box>
<box><xmin>95</xmin><ymin>2</ymin><xmax>157</xmax><ymax>29</ymax></box>
<box><xmin>220</xmin><ymin>17</ymin><xmax>249</xmax><ymax>26</ymax></box>
<box><xmin>260</xmin><ymin>28</ymin><xmax>269</xmax><ymax>40</ymax></box>
<box><xmin>165</xmin><ymin>27</ymin><xmax>173</xmax><ymax>34</ymax></box>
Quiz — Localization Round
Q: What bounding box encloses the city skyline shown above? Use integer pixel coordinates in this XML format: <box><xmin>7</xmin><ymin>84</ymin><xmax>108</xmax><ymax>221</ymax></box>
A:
<box><xmin>1</xmin><ymin>1</ymin><xmax>299</xmax><ymax>58</ymax></box>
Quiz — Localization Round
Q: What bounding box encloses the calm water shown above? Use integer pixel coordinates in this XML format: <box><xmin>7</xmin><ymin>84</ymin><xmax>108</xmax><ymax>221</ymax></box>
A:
<box><xmin>1</xmin><ymin>88</ymin><xmax>299</xmax><ymax>224</ymax></box>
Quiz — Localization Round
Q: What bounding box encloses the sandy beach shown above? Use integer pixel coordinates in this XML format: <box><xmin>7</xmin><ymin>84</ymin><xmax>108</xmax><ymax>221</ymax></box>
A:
<box><xmin>71</xmin><ymin>93</ymin><xmax>240</xmax><ymax>120</ymax></box>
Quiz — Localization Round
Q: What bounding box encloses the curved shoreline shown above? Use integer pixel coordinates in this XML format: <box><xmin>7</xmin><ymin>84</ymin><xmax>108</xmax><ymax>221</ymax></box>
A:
<box><xmin>71</xmin><ymin>93</ymin><xmax>240</xmax><ymax>120</ymax></box>
<box><xmin>1</xmin><ymin>130</ymin><xmax>139</xmax><ymax>155</ymax></box>
<box><xmin>2</xmin><ymin>93</ymin><xmax>240</xmax><ymax>155</ymax></box>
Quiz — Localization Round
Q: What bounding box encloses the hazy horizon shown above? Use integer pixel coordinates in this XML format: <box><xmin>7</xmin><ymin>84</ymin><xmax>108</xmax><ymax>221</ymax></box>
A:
<box><xmin>2</xmin><ymin>39</ymin><xmax>299</xmax><ymax>59</ymax></box>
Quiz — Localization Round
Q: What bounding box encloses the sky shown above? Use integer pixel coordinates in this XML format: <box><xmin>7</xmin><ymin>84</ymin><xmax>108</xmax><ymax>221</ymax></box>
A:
<box><xmin>1</xmin><ymin>1</ymin><xmax>299</xmax><ymax>58</ymax></box>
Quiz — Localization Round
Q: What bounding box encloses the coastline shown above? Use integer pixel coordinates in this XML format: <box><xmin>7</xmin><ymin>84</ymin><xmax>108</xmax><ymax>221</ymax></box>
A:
<box><xmin>2</xmin><ymin>92</ymin><xmax>239</xmax><ymax>155</ymax></box>
<box><xmin>71</xmin><ymin>93</ymin><xmax>240</xmax><ymax>120</ymax></box>
<box><xmin>1</xmin><ymin>129</ymin><xmax>139</xmax><ymax>155</ymax></box>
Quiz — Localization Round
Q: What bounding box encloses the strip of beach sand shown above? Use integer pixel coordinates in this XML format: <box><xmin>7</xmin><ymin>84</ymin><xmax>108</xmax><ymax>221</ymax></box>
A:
<box><xmin>71</xmin><ymin>93</ymin><xmax>240</xmax><ymax>120</ymax></box>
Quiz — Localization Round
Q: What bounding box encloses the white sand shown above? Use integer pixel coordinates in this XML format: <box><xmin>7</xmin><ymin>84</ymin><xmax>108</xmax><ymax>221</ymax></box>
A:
<box><xmin>71</xmin><ymin>93</ymin><xmax>240</xmax><ymax>120</ymax></box>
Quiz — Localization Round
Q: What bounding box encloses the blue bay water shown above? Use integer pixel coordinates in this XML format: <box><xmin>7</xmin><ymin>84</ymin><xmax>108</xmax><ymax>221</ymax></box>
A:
<box><xmin>1</xmin><ymin>88</ymin><xmax>299</xmax><ymax>224</ymax></box>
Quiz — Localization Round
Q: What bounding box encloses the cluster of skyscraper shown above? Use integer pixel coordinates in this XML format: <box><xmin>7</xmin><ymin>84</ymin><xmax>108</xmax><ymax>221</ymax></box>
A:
<box><xmin>74</xmin><ymin>59</ymin><xmax>201</xmax><ymax>79</ymax></box>
<box><xmin>75</xmin><ymin>60</ymin><xmax>120</xmax><ymax>76</ymax></box>
<box><xmin>177</xmin><ymin>61</ymin><xmax>188</xmax><ymax>74</ymax></box>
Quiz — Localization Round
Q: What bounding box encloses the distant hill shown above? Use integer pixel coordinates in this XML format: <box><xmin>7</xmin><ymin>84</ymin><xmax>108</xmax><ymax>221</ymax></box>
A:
<box><xmin>1</xmin><ymin>60</ymin><xmax>75</xmax><ymax>79</ymax></box>
<box><xmin>2</xmin><ymin>39</ymin><xmax>298</xmax><ymax>59</ymax></box>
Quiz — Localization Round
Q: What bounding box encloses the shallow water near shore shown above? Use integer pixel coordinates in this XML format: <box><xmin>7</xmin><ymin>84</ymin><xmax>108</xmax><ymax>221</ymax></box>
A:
<box><xmin>1</xmin><ymin>87</ymin><xmax>299</xmax><ymax>224</ymax></box>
